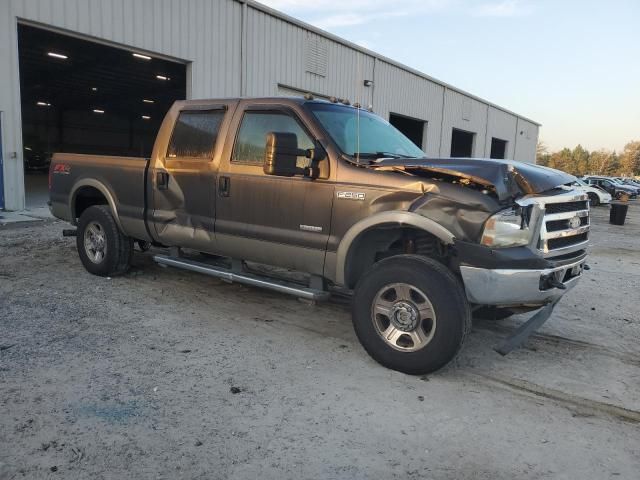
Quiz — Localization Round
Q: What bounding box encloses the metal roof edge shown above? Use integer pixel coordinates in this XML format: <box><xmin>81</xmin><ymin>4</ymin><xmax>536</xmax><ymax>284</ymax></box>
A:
<box><xmin>239</xmin><ymin>0</ymin><xmax>541</xmax><ymax>127</ymax></box>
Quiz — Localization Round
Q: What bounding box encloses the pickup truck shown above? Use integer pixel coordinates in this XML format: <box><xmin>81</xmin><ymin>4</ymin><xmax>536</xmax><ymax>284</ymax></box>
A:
<box><xmin>50</xmin><ymin>97</ymin><xmax>590</xmax><ymax>374</ymax></box>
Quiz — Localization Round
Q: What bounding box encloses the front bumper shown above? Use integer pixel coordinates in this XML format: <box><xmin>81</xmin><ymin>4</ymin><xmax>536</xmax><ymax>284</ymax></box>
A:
<box><xmin>460</xmin><ymin>258</ymin><xmax>585</xmax><ymax>307</ymax></box>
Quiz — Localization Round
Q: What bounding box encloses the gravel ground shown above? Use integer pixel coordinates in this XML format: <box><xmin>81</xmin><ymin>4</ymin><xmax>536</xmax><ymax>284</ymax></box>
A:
<box><xmin>1</xmin><ymin>204</ymin><xmax>639</xmax><ymax>479</ymax></box>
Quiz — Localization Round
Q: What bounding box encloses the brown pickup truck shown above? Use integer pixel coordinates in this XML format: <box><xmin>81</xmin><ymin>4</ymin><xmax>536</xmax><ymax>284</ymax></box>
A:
<box><xmin>49</xmin><ymin>97</ymin><xmax>590</xmax><ymax>374</ymax></box>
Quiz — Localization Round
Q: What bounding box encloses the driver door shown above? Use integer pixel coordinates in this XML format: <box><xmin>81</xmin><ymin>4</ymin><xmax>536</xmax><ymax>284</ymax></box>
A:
<box><xmin>215</xmin><ymin>105</ymin><xmax>334</xmax><ymax>275</ymax></box>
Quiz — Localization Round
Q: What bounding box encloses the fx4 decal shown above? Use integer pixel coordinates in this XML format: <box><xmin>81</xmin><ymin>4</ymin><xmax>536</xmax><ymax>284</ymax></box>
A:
<box><xmin>53</xmin><ymin>163</ymin><xmax>71</xmax><ymax>175</ymax></box>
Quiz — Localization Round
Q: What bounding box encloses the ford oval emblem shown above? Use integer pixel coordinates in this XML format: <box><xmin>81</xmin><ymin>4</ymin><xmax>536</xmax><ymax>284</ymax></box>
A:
<box><xmin>568</xmin><ymin>216</ymin><xmax>581</xmax><ymax>229</ymax></box>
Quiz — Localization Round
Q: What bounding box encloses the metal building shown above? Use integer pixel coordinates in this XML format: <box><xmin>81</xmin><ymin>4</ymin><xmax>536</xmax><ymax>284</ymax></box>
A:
<box><xmin>0</xmin><ymin>0</ymin><xmax>540</xmax><ymax>211</ymax></box>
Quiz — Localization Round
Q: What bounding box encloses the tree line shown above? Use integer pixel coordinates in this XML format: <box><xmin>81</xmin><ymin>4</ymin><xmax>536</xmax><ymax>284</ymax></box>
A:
<box><xmin>536</xmin><ymin>140</ymin><xmax>640</xmax><ymax>177</ymax></box>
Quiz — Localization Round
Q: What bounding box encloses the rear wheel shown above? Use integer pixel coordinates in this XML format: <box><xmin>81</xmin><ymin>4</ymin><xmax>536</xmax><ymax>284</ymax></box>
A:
<box><xmin>352</xmin><ymin>255</ymin><xmax>471</xmax><ymax>375</ymax></box>
<box><xmin>77</xmin><ymin>205</ymin><xmax>132</xmax><ymax>276</ymax></box>
<box><xmin>587</xmin><ymin>192</ymin><xmax>600</xmax><ymax>207</ymax></box>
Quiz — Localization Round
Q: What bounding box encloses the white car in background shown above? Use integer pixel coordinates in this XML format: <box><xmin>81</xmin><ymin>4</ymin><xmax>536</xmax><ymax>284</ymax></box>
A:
<box><xmin>572</xmin><ymin>178</ymin><xmax>612</xmax><ymax>206</ymax></box>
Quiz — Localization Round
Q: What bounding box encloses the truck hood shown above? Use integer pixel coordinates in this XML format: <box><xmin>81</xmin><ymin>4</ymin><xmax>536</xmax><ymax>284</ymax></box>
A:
<box><xmin>373</xmin><ymin>157</ymin><xmax>576</xmax><ymax>202</ymax></box>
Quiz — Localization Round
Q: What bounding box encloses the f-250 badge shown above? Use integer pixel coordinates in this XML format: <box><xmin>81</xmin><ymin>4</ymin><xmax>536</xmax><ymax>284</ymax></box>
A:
<box><xmin>337</xmin><ymin>191</ymin><xmax>366</xmax><ymax>201</ymax></box>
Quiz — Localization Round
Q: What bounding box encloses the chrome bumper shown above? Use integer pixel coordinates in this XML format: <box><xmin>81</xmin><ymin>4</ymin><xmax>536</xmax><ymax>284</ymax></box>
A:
<box><xmin>460</xmin><ymin>258</ymin><xmax>585</xmax><ymax>307</ymax></box>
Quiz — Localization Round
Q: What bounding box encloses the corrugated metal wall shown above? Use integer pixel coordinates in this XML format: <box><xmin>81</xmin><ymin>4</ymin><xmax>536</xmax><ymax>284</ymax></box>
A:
<box><xmin>514</xmin><ymin>118</ymin><xmax>539</xmax><ymax>162</ymax></box>
<box><xmin>440</xmin><ymin>89</ymin><xmax>489</xmax><ymax>157</ymax></box>
<box><xmin>486</xmin><ymin>107</ymin><xmax>518</xmax><ymax>159</ymax></box>
<box><xmin>0</xmin><ymin>0</ymin><xmax>538</xmax><ymax>211</ymax></box>
<box><xmin>373</xmin><ymin>61</ymin><xmax>444</xmax><ymax>157</ymax></box>
<box><xmin>244</xmin><ymin>8</ymin><xmax>374</xmax><ymax>107</ymax></box>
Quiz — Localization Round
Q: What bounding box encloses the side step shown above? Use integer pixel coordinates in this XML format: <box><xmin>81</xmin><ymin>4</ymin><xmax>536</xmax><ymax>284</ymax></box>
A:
<box><xmin>153</xmin><ymin>255</ymin><xmax>330</xmax><ymax>302</ymax></box>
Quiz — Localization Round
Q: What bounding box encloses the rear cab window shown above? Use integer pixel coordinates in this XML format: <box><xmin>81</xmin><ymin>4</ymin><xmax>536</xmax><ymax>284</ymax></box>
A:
<box><xmin>167</xmin><ymin>110</ymin><xmax>226</xmax><ymax>159</ymax></box>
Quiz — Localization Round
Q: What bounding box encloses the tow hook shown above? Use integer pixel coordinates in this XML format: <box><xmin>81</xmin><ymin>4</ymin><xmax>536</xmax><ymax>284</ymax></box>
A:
<box><xmin>62</xmin><ymin>229</ymin><xmax>77</xmax><ymax>237</ymax></box>
<box><xmin>540</xmin><ymin>273</ymin><xmax>566</xmax><ymax>290</ymax></box>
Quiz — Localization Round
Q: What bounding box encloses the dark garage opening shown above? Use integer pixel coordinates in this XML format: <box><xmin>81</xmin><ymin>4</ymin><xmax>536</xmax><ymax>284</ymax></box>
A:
<box><xmin>450</xmin><ymin>128</ymin><xmax>474</xmax><ymax>158</ymax></box>
<box><xmin>389</xmin><ymin>113</ymin><xmax>425</xmax><ymax>149</ymax></box>
<box><xmin>18</xmin><ymin>24</ymin><xmax>187</xmax><ymax>208</ymax></box>
<box><xmin>490</xmin><ymin>137</ymin><xmax>508</xmax><ymax>159</ymax></box>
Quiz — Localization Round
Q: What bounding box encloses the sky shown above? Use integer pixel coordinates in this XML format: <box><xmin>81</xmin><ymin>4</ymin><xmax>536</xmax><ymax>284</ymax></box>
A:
<box><xmin>258</xmin><ymin>0</ymin><xmax>640</xmax><ymax>152</ymax></box>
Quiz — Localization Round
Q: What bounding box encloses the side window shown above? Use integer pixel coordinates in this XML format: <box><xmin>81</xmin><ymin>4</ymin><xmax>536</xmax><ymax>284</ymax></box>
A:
<box><xmin>167</xmin><ymin>110</ymin><xmax>225</xmax><ymax>159</ymax></box>
<box><xmin>232</xmin><ymin>111</ymin><xmax>314</xmax><ymax>166</ymax></box>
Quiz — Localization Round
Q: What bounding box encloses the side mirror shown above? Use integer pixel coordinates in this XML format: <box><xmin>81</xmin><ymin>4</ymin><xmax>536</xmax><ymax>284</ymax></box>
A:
<box><xmin>263</xmin><ymin>132</ymin><xmax>305</xmax><ymax>177</ymax></box>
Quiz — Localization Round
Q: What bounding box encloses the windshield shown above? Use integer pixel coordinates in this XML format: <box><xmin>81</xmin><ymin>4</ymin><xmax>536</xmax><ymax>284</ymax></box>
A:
<box><xmin>307</xmin><ymin>103</ymin><xmax>425</xmax><ymax>159</ymax></box>
<box><xmin>575</xmin><ymin>178</ymin><xmax>587</xmax><ymax>186</ymax></box>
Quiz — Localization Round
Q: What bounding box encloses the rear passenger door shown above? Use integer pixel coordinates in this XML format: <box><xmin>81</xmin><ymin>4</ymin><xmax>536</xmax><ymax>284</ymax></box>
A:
<box><xmin>152</xmin><ymin>107</ymin><xmax>227</xmax><ymax>251</ymax></box>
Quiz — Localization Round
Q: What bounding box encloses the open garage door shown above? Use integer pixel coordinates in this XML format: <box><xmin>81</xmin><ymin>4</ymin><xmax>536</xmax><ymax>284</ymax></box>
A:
<box><xmin>450</xmin><ymin>128</ymin><xmax>475</xmax><ymax>158</ymax></box>
<box><xmin>389</xmin><ymin>113</ymin><xmax>425</xmax><ymax>149</ymax></box>
<box><xmin>17</xmin><ymin>24</ymin><xmax>187</xmax><ymax>208</ymax></box>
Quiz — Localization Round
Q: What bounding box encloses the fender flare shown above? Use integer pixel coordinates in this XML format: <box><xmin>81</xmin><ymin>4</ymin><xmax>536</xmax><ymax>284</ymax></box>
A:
<box><xmin>334</xmin><ymin>210</ymin><xmax>456</xmax><ymax>286</ymax></box>
<box><xmin>69</xmin><ymin>179</ymin><xmax>124</xmax><ymax>231</ymax></box>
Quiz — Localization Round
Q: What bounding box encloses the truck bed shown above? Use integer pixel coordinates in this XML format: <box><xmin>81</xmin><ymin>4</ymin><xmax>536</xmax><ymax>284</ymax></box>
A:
<box><xmin>49</xmin><ymin>153</ymin><xmax>152</xmax><ymax>241</ymax></box>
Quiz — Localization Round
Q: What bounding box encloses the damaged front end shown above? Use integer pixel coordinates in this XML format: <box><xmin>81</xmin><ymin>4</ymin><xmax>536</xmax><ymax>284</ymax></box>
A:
<box><xmin>376</xmin><ymin>158</ymin><xmax>590</xmax><ymax>354</ymax></box>
<box><xmin>375</xmin><ymin>156</ymin><xmax>577</xmax><ymax>203</ymax></box>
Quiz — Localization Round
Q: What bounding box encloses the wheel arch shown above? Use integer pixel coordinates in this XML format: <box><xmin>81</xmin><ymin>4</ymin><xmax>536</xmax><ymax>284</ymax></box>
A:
<box><xmin>334</xmin><ymin>211</ymin><xmax>455</xmax><ymax>288</ymax></box>
<box><xmin>70</xmin><ymin>179</ymin><xmax>123</xmax><ymax>231</ymax></box>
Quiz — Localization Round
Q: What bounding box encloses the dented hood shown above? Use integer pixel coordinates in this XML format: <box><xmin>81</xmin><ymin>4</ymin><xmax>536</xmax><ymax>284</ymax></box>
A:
<box><xmin>375</xmin><ymin>157</ymin><xmax>576</xmax><ymax>202</ymax></box>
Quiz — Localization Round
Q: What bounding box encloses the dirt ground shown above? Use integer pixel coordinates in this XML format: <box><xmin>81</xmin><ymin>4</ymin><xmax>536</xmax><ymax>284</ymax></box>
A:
<box><xmin>1</xmin><ymin>204</ymin><xmax>639</xmax><ymax>479</ymax></box>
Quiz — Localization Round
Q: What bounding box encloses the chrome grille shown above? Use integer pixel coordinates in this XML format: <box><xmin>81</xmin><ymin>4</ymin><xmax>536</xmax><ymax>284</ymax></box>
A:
<box><xmin>545</xmin><ymin>200</ymin><xmax>588</xmax><ymax>214</ymax></box>
<box><xmin>538</xmin><ymin>193</ymin><xmax>590</xmax><ymax>257</ymax></box>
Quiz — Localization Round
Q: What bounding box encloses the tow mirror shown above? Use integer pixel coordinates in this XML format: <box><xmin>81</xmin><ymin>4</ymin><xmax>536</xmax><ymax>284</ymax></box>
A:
<box><xmin>263</xmin><ymin>132</ymin><xmax>303</xmax><ymax>177</ymax></box>
<box><xmin>263</xmin><ymin>132</ymin><xmax>324</xmax><ymax>178</ymax></box>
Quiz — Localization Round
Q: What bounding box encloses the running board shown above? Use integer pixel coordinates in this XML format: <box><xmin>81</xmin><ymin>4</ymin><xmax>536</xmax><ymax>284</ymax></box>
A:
<box><xmin>153</xmin><ymin>255</ymin><xmax>330</xmax><ymax>302</ymax></box>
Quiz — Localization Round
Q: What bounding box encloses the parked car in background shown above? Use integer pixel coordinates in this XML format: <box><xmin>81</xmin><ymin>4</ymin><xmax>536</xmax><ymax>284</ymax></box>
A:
<box><xmin>582</xmin><ymin>176</ymin><xmax>638</xmax><ymax>199</ymax></box>
<box><xmin>609</xmin><ymin>177</ymin><xmax>640</xmax><ymax>195</ymax></box>
<box><xmin>572</xmin><ymin>178</ymin><xmax>611</xmax><ymax>206</ymax></box>
<box><xmin>23</xmin><ymin>146</ymin><xmax>52</xmax><ymax>171</ymax></box>
<box><xmin>615</xmin><ymin>177</ymin><xmax>640</xmax><ymax>190</ymax></box>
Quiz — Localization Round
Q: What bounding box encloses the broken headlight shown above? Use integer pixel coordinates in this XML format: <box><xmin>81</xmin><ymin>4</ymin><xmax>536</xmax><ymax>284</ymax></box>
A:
<box><xmin>481</xmin><ymin>207</ymin><xmax>532</xmax><ymax>248</ymax></box>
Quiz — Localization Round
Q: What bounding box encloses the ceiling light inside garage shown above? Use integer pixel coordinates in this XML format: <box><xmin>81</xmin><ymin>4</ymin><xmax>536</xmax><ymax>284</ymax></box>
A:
<box><xmin>143</xmin><ymin>99</ymin><xmax>154</xmax><ymax>103</ymax></box>
<box><xmin>36</xmin><ymin>101</ymin><xmax>51</xmax><ymax>107</ymax></box>
<box><xmin>133</xmin><ymin>53</ymin><xmax>152</xmax><ymax>60</ymax></box>
<box><xmin>91</xmin><ymin>87</ymin><xmax>98</xmax><ymax>91</ymax></box>
<box><xmin>47</xmin><ymin>52</ymin><xmax>68</xmax><ymax>59</ymax></box>
<box><xmin>93</xmin><ymin>109</ymin><xmax>105</xmax><ymax>114</ymax></box>
<box><xmin>156</xmin><ymin>75</ymin><xmax>170</xmax><ymax>81</ymax></box>
<box><xmin>141</xmin><ymin>115</ymin><xmax>151</xmax><ymax>120</ymax></box>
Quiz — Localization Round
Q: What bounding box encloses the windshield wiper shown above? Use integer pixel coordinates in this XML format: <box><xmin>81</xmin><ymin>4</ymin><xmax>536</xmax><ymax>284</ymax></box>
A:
<box><xmin>352</xmin><ymin>152</ymin><xmax>417</xmax><ymax>159</ymax></box>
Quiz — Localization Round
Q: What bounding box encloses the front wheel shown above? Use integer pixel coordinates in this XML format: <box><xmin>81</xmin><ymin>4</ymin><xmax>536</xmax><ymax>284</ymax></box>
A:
<box><xmin>77</xmin><ymin>205</ymin><xmax>133</xmax><ymax>276</ymax></box>
<box><xmin>352</xmin><ymin>255</ymin><xmax>471</xmax><ymax>375</ymax></box>
<box><xmin>587</xmin><ymin>192</ymin><xmax>600</xmax><ymax>207</ymax></box>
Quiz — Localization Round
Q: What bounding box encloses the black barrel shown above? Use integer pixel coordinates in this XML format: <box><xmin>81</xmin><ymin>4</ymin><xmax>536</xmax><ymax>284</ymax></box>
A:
<box><xmin>609</xmin><ymin>203</ymin><xmax>629</xmax><ymax>225</ymax></box>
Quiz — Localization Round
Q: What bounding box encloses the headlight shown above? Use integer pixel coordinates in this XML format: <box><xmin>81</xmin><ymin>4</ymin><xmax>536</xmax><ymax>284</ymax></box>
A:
<box><xmin>481</xmin><ymin>207</ymin><xmax>532</xmax><ymax>248</ymax></box>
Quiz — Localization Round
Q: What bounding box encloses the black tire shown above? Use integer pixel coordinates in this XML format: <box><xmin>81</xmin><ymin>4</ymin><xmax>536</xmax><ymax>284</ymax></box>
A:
<box><xmin>587</xmin><ymin>192</ymin><xmax>600</xmax><ymax>207</ymax></box>
<box><xmin>76</xmin><ymin>205</ymin><xmax>133</xmax><ymax>277</ymax></box>
<box><xmin>352</xmin><ymin>255</ymin><xmax>471</xmax><ymax>375</ymax></box>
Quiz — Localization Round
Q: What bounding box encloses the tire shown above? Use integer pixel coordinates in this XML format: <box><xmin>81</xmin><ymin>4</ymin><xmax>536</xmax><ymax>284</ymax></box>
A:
<box><xmin>352</xmin><ymin>255</ymin><xmax>471</xmax><ymax>375</ymax></box>
<box><xmin>587</xmin><ymin>192</ymin><xmax>600</xmax><ymax>207</ymax></box>
<box><xmin>76</xmin><ymin>205</ymin><xmax>133</xmax><ymax>277</ymax></box>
